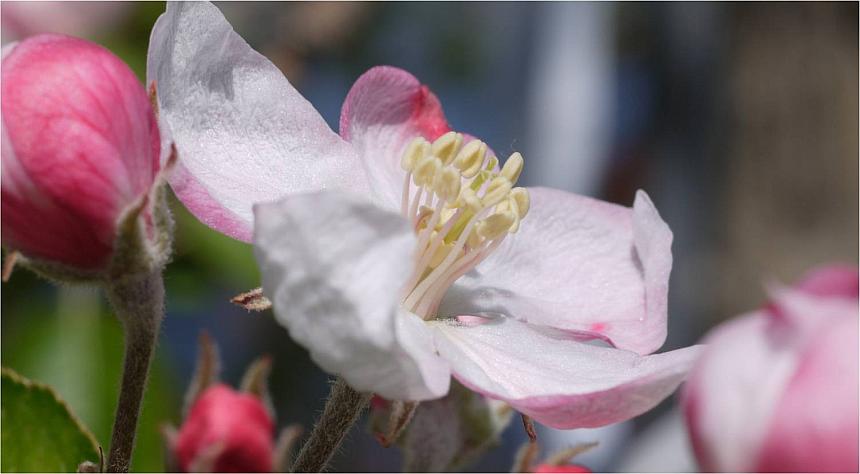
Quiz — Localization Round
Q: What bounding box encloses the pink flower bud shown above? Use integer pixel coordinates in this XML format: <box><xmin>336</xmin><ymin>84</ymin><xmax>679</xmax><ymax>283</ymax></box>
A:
<box><xmin>1</xmin><ymin>34</ymin><xmax>161</xmax><ymax>274</ymax></box>
<box><xmin>175</xmin><ymin>384</ymin><xmax>274</xmax><ymax>473</ymax></box>
<box><xmin>533</xmin><ymin>465</ymin><xmax>592</xmax><ymax>473</ymax></box>
<box><xmin>682</xmin><ymin>265</ymin><xmax>859</xmax><ymax>472</ymax></box>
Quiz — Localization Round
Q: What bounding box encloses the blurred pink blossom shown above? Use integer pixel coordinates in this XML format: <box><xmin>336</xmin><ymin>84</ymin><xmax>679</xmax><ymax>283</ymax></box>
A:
<box><xmin>533</xmin><ymin>464</ymin><xmax>592</xmax><ymax>473</ymax></box>
<box><xmin>175</xmin><ymin>384</ymin><xmax>274</xmax><ymax>472</ymax></box>
<box><xmin>682</xmin><ymin>264</ymin><xmax>859</xmax><ymax>472</ymax></box>
<box><xmin>1</xmin><ymin>2</ymin><xmax>132</xmax><ymax>43</ymax></box>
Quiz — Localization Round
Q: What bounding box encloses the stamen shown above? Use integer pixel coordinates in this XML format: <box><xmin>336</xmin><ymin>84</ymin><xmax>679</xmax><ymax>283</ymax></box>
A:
<box><xmin>413</xmin><ymin>154</ymin><xmax>440</xmax><ymax>187</ymax></box>
<box><xmin>510</xmin><ymin>187</ymin><xmax>530</xmax><ymax>218</ymax></box>
<box><xmin>476</xmin><ymin>210</ymin><xmax>516</xmax><ymax>240</ymax></box>
<box><xmin>433</xmin><ymin>167</ymin><xmax>461</xmax><ymax>202</ymax></box>
<box><xmin>401</xmin><ymin>138</ymin><xmax>430</xmax><ymax>172</ymax></box>
<box><xmin>397</xmin><ymin>131</ymin><xmax>530</xmax><ymax>320</ymax></box>
<box><xmin>453</xmin><ymin>140</ymin><xmax>488</xmax><ymax>178</ymax></box>
<box><xmin>430</xmin><ymin>132</ymin><xmax>463</xmax><ymax>165</ymax></box>
<box><xmin>481</xmin><ymin>177</ymin><xmax>513</xmax><ymax>207</ymax></box>
<box><xmin>500</xmin><ymin>152</ymin><xmax>524</xmax><ymax>183</ymax></box>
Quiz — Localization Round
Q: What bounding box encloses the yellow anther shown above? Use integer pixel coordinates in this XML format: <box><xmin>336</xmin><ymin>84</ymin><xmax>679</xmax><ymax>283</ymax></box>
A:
<box><xmin>467</xmin><ymin>228</ymin><xmax>482</xmax><ymax>248</ymax></box>
<box><xmin>510</xmin><ymin>187</ymin><xmax>530</xmax><ymax>218</ymax></box>
<box><xmin>431</xmin><ymin>131</ymin><xmax>463</xmax><ymax>165</ymax></box>
<box><xmin>413</xmin><ymin>155</ymin><xmax>441</xmax><ymax>187</ymax></box>
<box><xmin>508</xmin><ymin>214</ymin><xmax>522</xmax><ymax>233</ymax></box>
<box><xmin>456</xmin><ymin>187</ymin><xmax>483</xmax><ymax>213</ymax></box>
<box><xmin>482</xmin><ymin>176</ymin><xmax>513</xmax><ymax>207</ymax></box>
<box><xmin>477</xmin><ymin>211</ymin><xmax>516</xmax><ymax>240</ymax></box>
<box><xmin>433</xmin><ymin>166</ymin><xmax>461</xmax><ymax>202</ymax></box>
<box><xmin>496</xmin><ymin>198</ymin><xmax>521</xmax><ymax>233</ymax></box>
<box><xmin>501</xmin><ymin>152</ymin><xmax>524</xmax><ymax>183</ymax></box>
<box><xmin>429</xmin><ymin>242</ymin><xmax>456</xmax><ymax>268</ymax></box>
<box><xmin>401</xmin><ymin>137</ymin><xmax>430</xmax><ymax>172</ymax></box>
<box><xmin>496</xmin><ymin>197</ymin><xmax>515</xmax><ymax>215</ymax></box>
<box><xmin>453</xmin><ymin>140</ymin><xmax>487</xmax><ymax>178</ymax></box>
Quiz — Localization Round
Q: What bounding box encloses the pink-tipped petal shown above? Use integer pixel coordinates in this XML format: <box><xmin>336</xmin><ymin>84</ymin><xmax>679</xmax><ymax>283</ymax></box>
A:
<box><xmin>681</xmin><ymin>312</ymin><xmax>799</xmax><ymax>471</ymax></box>
<box><xmin>755</xmin><ymin>313</ymin><xmax>859</xmax><ymax>472</ymax></box>
<box><xmin>440</xmin><ymin>188</ymin><xmax>673</xmax><ymax>355</ymax></box>
<box><xmin>254</xmin><ymin>191</ymin><xmax>450</xmax><ymax>401</ymax></box>
<box><xmin>432</xmin><ymin>316</ymin><xmax>700</xmax><ymax>429</ymax></box>
<box><xmin>147</xmin><ymin>1</ymin><xmax>369</xmax><ymax>242</ymax></box>
<box><xmin>795</xmin><ymin>263</ymin><xmax>859</xmax><ymax>300</ymax></box>
<box><xmin>767</xmin><ymin>279</ymin><xmax>859</xmax><ymax>335</ymax></box>
<box><xmin>682</xmin><ymin>268</ymin><xmax>859</xmax><ymax>472</ymax></box>
<box><xmin>339</xmin><ymin>66</ymin><xmax>451</xmax><ymax>209</ymax></box>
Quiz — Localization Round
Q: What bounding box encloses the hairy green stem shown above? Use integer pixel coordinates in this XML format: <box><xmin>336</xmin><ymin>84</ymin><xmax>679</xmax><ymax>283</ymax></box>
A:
<box><xmin>104</xmin><ymin>270</ymin><xmax>164</xmax><ymax>473</ymax></box>
<box><xmin>292</xmin><ymin>378</ymin><xmax>370</xmax><ymax>473</ymax></box>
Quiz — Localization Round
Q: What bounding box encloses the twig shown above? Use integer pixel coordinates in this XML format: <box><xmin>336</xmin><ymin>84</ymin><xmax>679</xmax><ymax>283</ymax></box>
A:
<box><xmin>291</xmin><ymin>378</ymin><xmax>370</xmax><ymax>472</ymax></box>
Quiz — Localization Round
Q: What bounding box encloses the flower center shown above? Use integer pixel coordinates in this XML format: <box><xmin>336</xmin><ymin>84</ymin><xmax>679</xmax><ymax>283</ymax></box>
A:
<box><xmin>398</xmin><ymin>131</ymin><xmax>530</xmax><ymax>320</ymax></box>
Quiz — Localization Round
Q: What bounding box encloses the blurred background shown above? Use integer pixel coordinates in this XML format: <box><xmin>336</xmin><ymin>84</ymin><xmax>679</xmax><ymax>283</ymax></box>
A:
<box><xmin>2</xmin><ymin>2</ymin><xmax>857</xmax><ymax>471</ymax></box>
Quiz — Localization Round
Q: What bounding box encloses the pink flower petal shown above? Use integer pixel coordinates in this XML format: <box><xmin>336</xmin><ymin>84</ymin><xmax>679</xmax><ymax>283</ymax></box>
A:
<box><xmin>432</xmin><ymin>316</ymin><xmax>700</xmax><ymax>429</ymax></box>
<box><xmin>681</xmin><ymin>312</ymin><xmax>797</xmax><ymax>471</ymax></box>
<box><xmin>147</xmin><ymin>1</ymin><xmax>369</xmax><ymax>242</ymax></box>
<box><xmin>684</xmin><ymin>266</ymin><xmax>859</xmax><ymax>472</ymax></box>
<box><xmin>440</xmin><ymin>188</ymin><xmax>673</xmax><ymax>355</ymax></box>
<box><xmin>339</xmin><ymin>66</ymin><xmax>451</xmax><ymax>209</ymax></box>
<box><xmin>795</xmin><ymin>263</ymin><xmax>859</xmax><ymax>300</ymax></box>
<box><xmin>755</xmin><ymin>313</ymin><xmax>859</xmax><ymax>472</ymax></box>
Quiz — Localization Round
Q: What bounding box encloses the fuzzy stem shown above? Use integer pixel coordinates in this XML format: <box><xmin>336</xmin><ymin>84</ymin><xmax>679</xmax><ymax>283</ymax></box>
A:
<box><xmin>104</xmin><ymin>270</ymin><xmax>164</xmax><ymax>473</ymax></box>
<box><xmin>292</xmin><ymin>378</ymin><xmax>370</xmax><ymax>473</ymax></box>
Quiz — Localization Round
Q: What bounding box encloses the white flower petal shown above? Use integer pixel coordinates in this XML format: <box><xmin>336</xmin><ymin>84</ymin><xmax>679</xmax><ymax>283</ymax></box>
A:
<box><xmin>254</xmin><ymin>190</ymin><xmax>450</xmax><ymax>400</ymax></box>
<box><xmin>147</xmin><ymin>1</ymin><xmax>369</xmax><ymax>241</ymax></box>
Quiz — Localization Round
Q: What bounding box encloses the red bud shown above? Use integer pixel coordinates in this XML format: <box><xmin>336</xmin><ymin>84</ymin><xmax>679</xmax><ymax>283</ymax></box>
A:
<box><xmin>175</xmin><ymin>384</ymin><xmax>274</xmax><ymax>472</ymax></box>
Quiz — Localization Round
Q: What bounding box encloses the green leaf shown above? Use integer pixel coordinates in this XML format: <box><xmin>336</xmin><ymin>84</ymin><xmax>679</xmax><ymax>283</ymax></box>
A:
<box><xmin>1</xmin><ymin>367</ymin><xmax>100</xmax><ymax>472</ymax></box>
<box><xmin>1</xmin><ymin>287</ymin><xmax>179</xmax><ymax>472</ymax></box>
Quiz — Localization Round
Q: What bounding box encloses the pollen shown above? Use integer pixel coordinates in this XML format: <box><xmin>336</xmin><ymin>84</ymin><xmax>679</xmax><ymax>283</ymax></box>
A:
<box><xmin>398</xmin><ymin>134</ymin><xmax>530</xmax><ymax>320</ymax></box>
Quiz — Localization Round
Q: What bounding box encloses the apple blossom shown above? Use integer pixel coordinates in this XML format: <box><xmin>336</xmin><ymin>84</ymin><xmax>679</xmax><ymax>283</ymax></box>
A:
<box><xmin>1</xmin><ymin>34</ymin><xmax>170</xmax><ymax>279</ymax></box>
<box><xmin>682</xmin><ymin>264</ymin><xmax>859</xmax><ymax>472</ymax></box>
<box><xmin>148</xmin><ymin>0</ymin><xmax>699</xmax><ymax>441</ymax></box>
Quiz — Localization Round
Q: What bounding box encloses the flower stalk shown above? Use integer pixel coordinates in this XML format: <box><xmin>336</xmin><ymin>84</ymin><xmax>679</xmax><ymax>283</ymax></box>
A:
<box><xmin>104</xmin><ymin>270</ymin><xmax>165</xmax><ymax>473</ymax></box>
<box><xmin>292</xmin><ymin>378</ymin><xmax>370</xmax><ymax>473</ymax></box>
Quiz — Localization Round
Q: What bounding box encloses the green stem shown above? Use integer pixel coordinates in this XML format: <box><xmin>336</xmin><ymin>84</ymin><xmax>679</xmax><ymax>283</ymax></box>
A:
<box><xmin>291</xmin><ymin>378</ymin><xmax>370</xmax><ymax>473</ymax></box>
<box><xmin>104</xmin><ymin>270</ymin><xmax>164</xmax><ymax>473</ymax></box>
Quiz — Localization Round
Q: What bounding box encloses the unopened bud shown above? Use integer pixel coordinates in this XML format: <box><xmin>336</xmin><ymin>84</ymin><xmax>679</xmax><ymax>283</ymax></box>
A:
<box><xmin>1</xmin><ymin>34</ymin><xmax>170</xmax><ymax>281</ymax></box>
<box><xmin>175</xmin><ymin>385</ymin><xmax>274</xmax><ymax>473</ymax></box>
